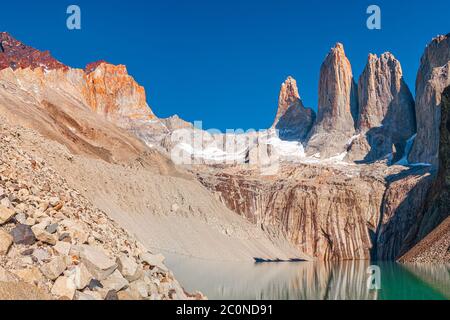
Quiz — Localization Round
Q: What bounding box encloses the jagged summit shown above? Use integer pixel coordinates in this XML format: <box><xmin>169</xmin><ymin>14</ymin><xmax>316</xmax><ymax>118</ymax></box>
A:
<box><xmin>0</xmin><ymin>32</ymin><xmax>66</xmax><ymax>71</ymax></box>
<box><xmin>272</xmin><ymin>76</ymin><xmax>301</xmax><ymax>126</ymax></box>
<box><xmin>346</xmin><ymin>51</ymin><xmax>416</xmax><ymax>162</ymax></box>
<box><xmin>305</xmin><ymin>42</ymin><xmax>358</xmax><ymax>157</ymax></box>
<box><xmin>85</xmin><ymin>60</ymin><xmax>110</xmax><ymax>74</ymax></box>
<box><xmin>272</xmin><ymin>76</ymin><xmax>315</xmax><ymax>142</ymax></box>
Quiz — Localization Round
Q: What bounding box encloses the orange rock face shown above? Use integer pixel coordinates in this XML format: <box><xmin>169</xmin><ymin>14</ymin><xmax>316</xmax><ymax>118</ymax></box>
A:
<box><xmin>82</xmin><ymin>62</ymin><xmax>156</xmax><ymax>126</ymax></box>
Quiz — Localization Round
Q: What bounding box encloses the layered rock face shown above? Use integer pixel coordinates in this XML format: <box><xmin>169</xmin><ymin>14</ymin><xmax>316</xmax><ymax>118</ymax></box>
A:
<box><xmin>0</xmin><ymin>32</ymin><xmax>66</xmax><ymax>71</ymax></box>
<box><xmin>197</xmin><ymin>164</ymin><xmax>392</xmax><ymax>260</ymax></box>
<box><xmin>306</xmin><ymin>43</ymin><xmax>358</xmax><ymax>158</ymax></box>
<box><xmin>272</xmin><ymin>76</ymin><xmax>315</xmax><ymax>142</ymax></box>
<box><xmin>375</xmin><ymin>167</ymin><xmax>434</xmax><ymax>260</ymax></box>
<box><xmin>348</xmin><ymin>53</ymin><xmax>416</xmax><ymax>162</ymax></box>
<box><xmin>400</xmin><ymin>86</ymin><xmax>450</xmax><ymax>263</ymax></box>
<box><xmin>409</xmin><ymin>34</ymin><xmax>450</xmax><ymax>166</ymax></box>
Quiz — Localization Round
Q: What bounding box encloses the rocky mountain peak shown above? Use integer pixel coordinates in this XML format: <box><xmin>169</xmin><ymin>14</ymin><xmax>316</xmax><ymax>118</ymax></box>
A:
<box><xmin>305</xmin><ymin>42</ymin><xmax>358</xmax><ymax>157</ymax></box>
<box><xmin>348</xmin><ymin>51</ymin><xmax>416</xmax><ymax>162</ymax></box>
<box><xmin>272</xmin><ymin>76</ymin><xmax>315</xmax><ymax>142</ymax></box>
<box><xmin>82</xmin><ymin>61</ymin><xmax>156</xmax><ymax>125</ymax></box>
<box><xmin>273</xmin><ymin>76</ymin><xmax>301</xmax><ymax>126</ymax></box>
<box><xmin>0</xmin><ymin>32</ymin><xmax>66</xmax><ymax>71</ymax></box>
<box><xmin>85</xmin><ymin>60</ymin><xmax>109</xmax><ymax>74</ymax></box>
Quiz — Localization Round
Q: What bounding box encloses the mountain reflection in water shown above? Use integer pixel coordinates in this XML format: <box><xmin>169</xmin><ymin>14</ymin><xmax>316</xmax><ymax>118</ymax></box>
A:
<box><xmin>164</xmin><ymin>254</ymin><xmax>449</xmax><ymax>300</ymax></box>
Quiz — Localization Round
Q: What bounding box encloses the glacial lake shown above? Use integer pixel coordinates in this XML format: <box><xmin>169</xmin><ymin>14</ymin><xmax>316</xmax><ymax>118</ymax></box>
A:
<box><xmin>164</xmin><ymin>254</ymin><xmax>450</xmax><ymax>300</ymax></box>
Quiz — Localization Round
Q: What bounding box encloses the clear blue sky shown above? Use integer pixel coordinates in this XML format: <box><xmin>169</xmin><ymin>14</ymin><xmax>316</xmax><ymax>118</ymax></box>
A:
<box><xmin>1</xmin><ymin>0</ymin><xmax>449</xmax><ymax>130</ymax></box>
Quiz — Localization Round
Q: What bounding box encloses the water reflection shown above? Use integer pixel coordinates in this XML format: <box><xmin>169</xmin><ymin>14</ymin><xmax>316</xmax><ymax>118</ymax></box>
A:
<box><xmin>164</xmin><ymin>254</ymin><xmax>449</xmax><ymax>300</ymax></box>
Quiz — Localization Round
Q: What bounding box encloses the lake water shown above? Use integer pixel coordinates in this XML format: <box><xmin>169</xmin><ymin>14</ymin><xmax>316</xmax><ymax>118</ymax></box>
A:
<box><xmin>164</xmin><ymin>254</ymin><xmax>450</xmax><ymax>300</ymax></box>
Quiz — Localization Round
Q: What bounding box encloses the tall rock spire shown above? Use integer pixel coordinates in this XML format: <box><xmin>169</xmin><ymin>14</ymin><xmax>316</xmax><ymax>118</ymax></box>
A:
<box><xmin>409</xmin><ymin>34</ymin><xmax>450</xmax><ymax>166</ymax></box>
<box><xmin>306</xmin><ymin>43</ymin><xmax>358</xmax><ymax>157</ymax></box>
<box><xmin>348</xmin><ymin>52</ymin><xmax>416</xmax><ymax>162</ymax></box>
<box><xmin>272</xmin><ymin>76</ymin><xmax>315</xmax><ymax>142</ymax></box>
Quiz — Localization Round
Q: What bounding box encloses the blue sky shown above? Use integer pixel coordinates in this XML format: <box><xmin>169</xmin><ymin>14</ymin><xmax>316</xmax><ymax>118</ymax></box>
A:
<box><xmin>1</xmin><ymin>0</ymin><xmax>450</xmax><ymax>130</ymax></box>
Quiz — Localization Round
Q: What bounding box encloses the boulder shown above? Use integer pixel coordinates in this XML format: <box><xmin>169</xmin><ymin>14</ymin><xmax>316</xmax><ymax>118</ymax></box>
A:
<box><xmin>12</xmin><ymin>267</ymin><xmax>44</xmax><ymax>286</ymax></box>
<box><xmin>79</xmin><ymin>245</ymin><xmax>117</xmax><ymax>280</ymax></box>
<box><xmin>104</xmin><ymin>289</ymin><xmax>119</xmax><ymax>300</ymax></box>
<box><xmin>10</xmin><ymin>224</ymin><xmax>36</xmax><ymax>245</ymax></box>
<box><xmin>0</xmin><ymin>229</ymin><xmax>13</xmax><ymax>255</ymax></box>
<box><xmin>31</xmin><ymin>248</ymin><xmax>51</xmax><ymax>262</ymax></box>
<box><xmin>129</xmin><ymin>279</ymin><xmax>148</xmax><ymax>299</ymax></box>
<box><xmin>0</xmin><ymin>205</ymin><xmax>15</xmax><ymax>224</ymax></box>
<box><xmin>31</xmin><ymin>224</ymin><xmax>57</xmax><ymax>245</ymax></box>
<box><xmin>40</xmin><ymin>256</ymin><xmax>68</xmax><ymax>280</ymax></box>
<box><xmin>53</xmin><ymin>241</ymin><xmax>71</xmax><ymax>256</ymax></box>
<box><xmin>139</xmin><ymin>252</ymin><xmax>168</xmax><ymax>271</ymax></box>
<box><xmin>101</xmin><ymin>270</ymin><xmax>129</xmax><ymax>291</ymax></box>
<box><xmin>117</xmin><ymin>254</ymin><xmax>141</xmax><ymax>281</ymax></box>
<box><xmin>117</xmin><ymin>290</ymin><xmax>137</xmax><ymax>300</ymax></box>
<box><xmin>74</xmin><ymin>290</ymin><xmax>97</xmax><ymax>300</ymax></box>
<box><xmin>45</xmin><ymin>223</ymin><xmax>58</xmax><ymax>234</ymax></box>
<box><xmin>51</xmin><ymin>276</ymin><xmax>76</xmax><ymax>300</ymax></box>
<box><xmin>0</xmin><ymin>266</ymin><xmax>19</xmax><ymax>282</ymax></box>
<box><xmin>66</xmin><ymin>263</ymin><xmax>92</xmax><ymax>290</ymax></box>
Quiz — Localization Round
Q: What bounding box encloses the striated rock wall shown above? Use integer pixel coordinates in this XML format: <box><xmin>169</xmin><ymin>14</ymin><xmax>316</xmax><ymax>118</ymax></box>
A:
<box><xmin>409</xmin><ymin>34</ymin><xmax>450</xmax><ymax>166</ymax></box>
<box><xmin>197</xmin><ymin>164</ymin><xmax>389</xmax><ymax>260</ymax></box>
<box><xmin>399</xmin><ymin>86</ymin><xmax>450</xmax><ymax>263</ymax></box>
<box><xmin>306</xmin><ymin>43</ymin><xmax>358</xmax><ymax>158</ymax></box>
<box><xmin>375</xmin><ymin>167</ymin><xmax>434</xmax><ymax>260</ymax></box>
<box><xmin>272</xmin><ymin>76</ymin><xmax>315</xmax><ymax>142</ymax></box>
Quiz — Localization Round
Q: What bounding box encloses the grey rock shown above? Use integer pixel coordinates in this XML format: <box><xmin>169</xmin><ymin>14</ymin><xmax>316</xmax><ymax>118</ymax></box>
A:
<box><xmin>10</xmin><ymin>224</ymin><xmax>36</xmax><ymax>245</ymax></box>
<box><xmin>45</xmin><ymin>223</ymin><xmax>58</xmax><ymax>234</ymax></box>
<box><xmin>31</xmin><ymin>248</ymin><xmax>51</xmax><ymax>262</ymax></box>
<box><xmin>104</xmin><ymin>290</ymin><xmax>119</xmax><ymax>300</ymax></box>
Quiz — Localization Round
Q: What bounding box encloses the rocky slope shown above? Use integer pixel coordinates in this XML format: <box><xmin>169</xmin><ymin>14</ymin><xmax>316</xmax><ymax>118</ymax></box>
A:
<box><xmin>306</xmin><ymin>43</ymin><xmax>358</xmax><ymax>158</ymax></box>
<box><xmin>348</xmin><ymin>53</ymin><xmax>416</xmax><ymax>162</ymax></box>
<box><xmin>409</xmin><ymin>33</ymin><xmax>450</xmax><ymax>166</ymax></box>
<box><xmin>0</xmin><ymin>33</ymin><xmax>307</xmax><ymax>275</ymax></box>
<box><xmin>0</xmin><ymin>119</ymin><xmax>200</xmax><ymax>300</ymax></box>
<box><xmin>272</xmin><ymin>76</ymin><xmax>316</xmax><ymax>142</ymax></box>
